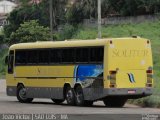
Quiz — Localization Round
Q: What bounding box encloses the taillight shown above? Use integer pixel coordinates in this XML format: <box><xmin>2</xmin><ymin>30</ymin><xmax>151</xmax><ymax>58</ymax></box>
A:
<box><xmin>110</xmin><ymin>84</ymin><xmax>116</xmax><ymax>88</ymax></box>
<box><xmin>146</xmin><ymin>84</ymin><xmax>152</xmax><ymax>87</ymax></box>
<box><xmin>109</xmin><ymin>70</ymin><xmax>117</xmax><ymax>88</ymax></box>
<box><xmin>109</xmin><ymin>70</ymin><xmax>117</xmax><ymax>74</ymax></box>
<box><xmin>146</xmin><ymin>67</ymin><xmax>153</xmax><ymax>87</ymax></box>
<box><xmin>146</xmin><ymin>69</ymin><xmax>152</xmax><ymax>74</ymax></box>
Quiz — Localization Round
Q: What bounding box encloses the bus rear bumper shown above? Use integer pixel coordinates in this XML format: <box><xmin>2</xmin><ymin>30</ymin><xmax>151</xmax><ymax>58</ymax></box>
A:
<box><xmin>106</xmin><ymin>87</ymin><xmax>152</xmax><ymax>96</ymax></box>
<box><xmin>83</xmin><ymin>87</ymin><xmax>153</xmax><ymax>101</ymax></box>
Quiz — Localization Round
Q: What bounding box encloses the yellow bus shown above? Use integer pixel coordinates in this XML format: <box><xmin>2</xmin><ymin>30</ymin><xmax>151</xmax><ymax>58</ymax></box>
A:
<box><xmin>5</xmin><ymin>37</ymin><xmax>153</xmax><ymax>107</ymax></box>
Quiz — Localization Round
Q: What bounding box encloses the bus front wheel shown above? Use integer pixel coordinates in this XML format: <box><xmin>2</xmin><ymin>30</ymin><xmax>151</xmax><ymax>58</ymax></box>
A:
<box><xmin>17</xmin><ymin>85</ymin><xmax>33</xmax><ymax>103</ymax></box>
<box><xmin>103</xmin><ymin>97</ymin><xmax>127</xmax><ymax>108</ymax></box>
<box><xmin>65</xmin><ymin>87</ymin><xmax>75</xmax><ymax>105</ymax></box>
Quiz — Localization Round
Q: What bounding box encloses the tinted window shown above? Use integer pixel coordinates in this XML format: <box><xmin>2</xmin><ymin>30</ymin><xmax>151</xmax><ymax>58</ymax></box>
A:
<box><xmin>15</xmin><ymin>50</ymin><xmax>27</xmax><ymax>65</ymax></box>
<box><xmin>14</xmin><ymin>46</ymin><xmax>104</xmax><ymax>65</ymax></box>
<box><xmin>50</xmin><ymin>49</ymin><xmax>62</xmax><ymax>63</ymax></box>
<box><xmin>27</xmin><ymin>50</ymin><xmax>38</xmax><ymax>64</ymax></box>
<box><xmin>38</xmin><ymin>50</ymin><xmax>49</xmax><ymax>64</ymax></box>
<box><xmin>62</xmin><ymin>49</ymin><xmax>75</xmax><ymax>63</ymax></box>
<box><xmin>76</xmin><ymin>48</ymin><xmax>89</xmax><ymax>63</ymax></box>
<box><xmin>90</xmin><ymin>47</ymin><xmax>103</xmax><ymax>62</ymax></box>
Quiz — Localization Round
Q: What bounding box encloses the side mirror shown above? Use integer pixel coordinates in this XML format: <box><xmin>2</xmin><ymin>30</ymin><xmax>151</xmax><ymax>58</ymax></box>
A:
<box><xmin>5</xmin><ymin>56</ymin><xmax>8</xmax><ymax>65</ymax></box>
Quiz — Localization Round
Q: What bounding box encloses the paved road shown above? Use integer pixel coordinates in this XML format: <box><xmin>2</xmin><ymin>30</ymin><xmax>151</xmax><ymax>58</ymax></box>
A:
<box><xmin>0</xmin><ymin>80</ymin><xmax>160</xmax><ymax>120</ymax></box>
<box><xmin>0</xmin><ymin>79</ymin><xmax>6</xmax><ymax>93</ymax></box>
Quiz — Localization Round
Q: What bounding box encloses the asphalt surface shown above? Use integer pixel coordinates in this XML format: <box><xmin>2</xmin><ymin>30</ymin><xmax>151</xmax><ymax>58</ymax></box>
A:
<box><xmin>0</xmin><ymin>80</ymin><xmax>160</xmax><ymax>120</ymax></box>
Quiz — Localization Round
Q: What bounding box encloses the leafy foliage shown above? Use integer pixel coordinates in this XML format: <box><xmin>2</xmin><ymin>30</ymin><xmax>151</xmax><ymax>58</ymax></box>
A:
<box><xmin>0</xmin><ymin>48</ymin><xmax>8</xmax><ymax>78</ymax></box>
<box><xmin>0</xmin><ymin>30</ymin><xmax>4</xmax><ymax>44</ymax></box>
<box><xmin>4</xmin><ymin>4</ymin><xmax>49</xmax><ymax>42</ymax></box>
<box><xmin>4</xmin><ymin>0</ymin><xmax>68</xmax><ymax>43</ymax></box>
<box><xmin>55</xmin><ymin>24</ymin><xmax>77</xmax><ymax>40</ymax></box>
<box><xmin>3</xmin><ymin>0</ymin><xmax>160</xmax><ymax>44</ymax></box>
<box><xmin>10</xmin><ymin>20</ymin><xmax>50</xmax><ymax>43</ymax></box>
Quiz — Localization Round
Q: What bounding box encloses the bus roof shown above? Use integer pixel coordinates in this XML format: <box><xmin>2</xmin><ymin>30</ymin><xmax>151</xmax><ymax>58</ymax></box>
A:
<box><xmin>9</xmin><ymin>37</ymin><xmax>147</xmax><ymax>50</ymax></box>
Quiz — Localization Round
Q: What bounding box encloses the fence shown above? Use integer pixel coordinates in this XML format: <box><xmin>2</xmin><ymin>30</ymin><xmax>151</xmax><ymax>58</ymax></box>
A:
<box><xmin>83</xmin><ymin>15</ymin><xmax>160</xmax><ymax>26</ymax></box>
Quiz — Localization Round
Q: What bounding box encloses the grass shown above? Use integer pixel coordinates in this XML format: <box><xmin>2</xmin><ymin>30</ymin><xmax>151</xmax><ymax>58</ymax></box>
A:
<box><xmin>72</xmin><ymin>21</ymin><xmax>160</xmax><ymax>107</ymax></box>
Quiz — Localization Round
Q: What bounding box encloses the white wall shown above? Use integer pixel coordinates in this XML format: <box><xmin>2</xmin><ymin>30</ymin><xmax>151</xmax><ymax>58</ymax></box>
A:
<box><xmin>0</xmin><ymin>0</ymin><xmax>17</xmax><ymax>14</ymax></box>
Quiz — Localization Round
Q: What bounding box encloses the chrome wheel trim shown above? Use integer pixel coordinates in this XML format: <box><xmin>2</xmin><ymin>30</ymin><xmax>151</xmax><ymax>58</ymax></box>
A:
<box><xmin>19</xmin><ymin>88</ymin><xmax>27</xmax><ymax>100</ymax></box>
<box><xmin>76</xmin><ymin>91</ymin><xmax>83</xmax><ymax>104</ymax></box>
<box><xmin>66</xmin><ymin>90</ymin><xmax>73</xmax><ymax>103</ymax></box>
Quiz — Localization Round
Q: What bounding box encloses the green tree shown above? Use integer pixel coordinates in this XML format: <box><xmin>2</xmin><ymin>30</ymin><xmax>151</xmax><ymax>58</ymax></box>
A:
<box><xmin>51</xmin><ymin>0</ymin><xmax>68</xmax><ymax>28</ymax></box>
<box><xmin>10</xmin><ymin>20</ymin><xmax>50</xmax><ymax>44</ymax></box>
<box><xmin>104</xmin><ymin>0</ymin><xmax>160</xmax><ymax>16</ymax></box>
<box><xmin>66</xmin><ymin>2</ymin><xmax>84</xmax><ymax>24</ymax></box>
<box><xmin>4</xmin><ymin>2</ymin><xmax>49</xmax><ymax>41</ymax></box>
<box><xmin>0</xmin><ymin>29</ymin><xmax>3</xmax><ymax>44</ymax></box>
<box><xmin>4</xmin><ymin>0</ymin><xmax>68</xmax><ymax>42</ymax></box>
<box><xmin>81</xmin><ymin>0</ymin><xmax>97</xmax><ymax>19</ymax></box>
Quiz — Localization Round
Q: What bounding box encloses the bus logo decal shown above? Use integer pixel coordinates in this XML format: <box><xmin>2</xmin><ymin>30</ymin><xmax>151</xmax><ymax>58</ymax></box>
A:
<box><xmin>128</xmin><ymin>73</ymin><xmax>135</xmax><ymax>83</ymax></box>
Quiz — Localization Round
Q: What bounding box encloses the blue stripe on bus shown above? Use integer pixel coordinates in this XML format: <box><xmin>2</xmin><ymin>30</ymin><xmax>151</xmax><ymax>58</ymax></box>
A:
<box><xmin>128</xmin><ymin>73</ymin><xmax>133</xmax><ymax>83</ymax></box>
<box><xmin>74</xmin><ymin>65</ymin><xmax>103</xmax><ymax>82</ymax></box>
<box><xmin>128</xmin><ymin>73</ymin><xmax>135</xmax><ymax>83</ymax></box>
<box><xmin>74</xmin><ymin>65</ymin><xmax>79</xmax><ymax>82</ymax></box>
<box><xmin>131</xmin><ymin>73</ymin><xmax>135</xmax><ymax>83</ymax></box>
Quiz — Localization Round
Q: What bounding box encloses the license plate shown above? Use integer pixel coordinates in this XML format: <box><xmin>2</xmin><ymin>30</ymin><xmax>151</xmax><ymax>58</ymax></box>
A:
<box><xmin>128</xmin><ymin>90</ymin><xmax>136</xmax><ymax>94</ymax></box>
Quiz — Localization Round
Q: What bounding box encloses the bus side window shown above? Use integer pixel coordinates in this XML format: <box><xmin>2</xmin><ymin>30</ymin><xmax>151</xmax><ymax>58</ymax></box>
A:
<box><xmin>76</xmin><ymin>48</ymin><xmax>89</xmax><ymax>63</ymax></box>
<box><xmin>27</xmin><ymin>50</ymin><xmax>38</xmax><ymax>64</ymax></box>
<box><xmin>8</xmin><ymin>50</ymin><xmax>14</xmax><ymax>74</ymax></box>
<box><xmin>90</xmin><ymin>47</ymin><xmax>104</xmax><ymax>63</ymax></box>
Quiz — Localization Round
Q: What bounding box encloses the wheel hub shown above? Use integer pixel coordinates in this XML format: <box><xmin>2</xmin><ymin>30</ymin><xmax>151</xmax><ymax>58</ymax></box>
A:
<box><xmin>19</xmin><ymin>88</ymin><xmax>27</xmax><ymax>100</ymax></box>
<box><xmin>67</xmin><ymin>90</ymin><xmax>73</xmax><ymax>103</ymax></box>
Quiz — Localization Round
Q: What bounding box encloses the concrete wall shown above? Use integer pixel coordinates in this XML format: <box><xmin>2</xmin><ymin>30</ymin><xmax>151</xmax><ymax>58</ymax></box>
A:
<box><xmin>83</xmin><ymin>15</ymin><xmax>160</xmax><ymax>26</ymax></box>
<box><xmin>0</xmin><ymin>0</ymin><xmax>17</xmax><ymax>14</ymax></box>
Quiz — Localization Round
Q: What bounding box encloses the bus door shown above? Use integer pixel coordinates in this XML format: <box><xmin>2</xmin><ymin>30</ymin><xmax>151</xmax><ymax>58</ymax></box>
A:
<box><xmin>6</xmin><ymin>50</ymin><xmax>15</xmax><ymax>85</ymax></box>
<box><xmin>8</xmin><ymin>50</ymin><xmax>14</xmax><ymax>74</ymax></box>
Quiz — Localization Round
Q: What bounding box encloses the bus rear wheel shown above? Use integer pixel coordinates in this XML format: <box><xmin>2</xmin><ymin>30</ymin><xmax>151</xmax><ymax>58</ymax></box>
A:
<box><xmin>51</xmin><ymin>99</ymin><xmax>64</xmax><ymax>104</ymax></box>
<box><xmin>65</xmin><ymin>87</ymin><xmax>75</xmax><ymax>106</ymax></box>
<box><xmin>103</xmin><ymin>97</ymin><xmax>127</xmax><ymax>108</ymax></box>
<box><xmin>17</xmin><ymin>85</ymin><xmax>33</xmax><ymax>103</ymax></box>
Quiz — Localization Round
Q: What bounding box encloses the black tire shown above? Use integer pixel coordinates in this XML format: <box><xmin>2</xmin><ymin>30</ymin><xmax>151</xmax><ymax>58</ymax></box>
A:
<box><xmin>84</xmin><ymin>100</ymin><xmax>94</xmax><ymax>107</ymax></box>
<box><xmin>17</xmin><ymin>85</ymin><xmax>33</xmax><ymax>103</ymax></box>
<box><xmin>51</xmin><ymin>99</ymin><xmax>64</xmax><ymax>104</ymax></box>
<box><xmin>103</xmin><ymin>97</ymin><xmax>127</xmax><ymax>108</ymax></box>
<box><xmin>65</xmin><ymin>87</ymin><xmax>76</xmax><ymax>105</ymax></box>
<box><xmin>75</xmin><ymin>86</ymin><xmax>85</xmax><ymax>106</ymax></box>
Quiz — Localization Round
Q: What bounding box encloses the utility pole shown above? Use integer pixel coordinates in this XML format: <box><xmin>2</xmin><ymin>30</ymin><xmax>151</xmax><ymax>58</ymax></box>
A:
<box><xmin>98</xmin><ymin>0</ymin><xmax>101</xmax><ymax>39</ymax></box>
<box><xmin>49</xmin><ymin>0</ymin><xmax>53</xmax><ymax>41</ymax></box>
